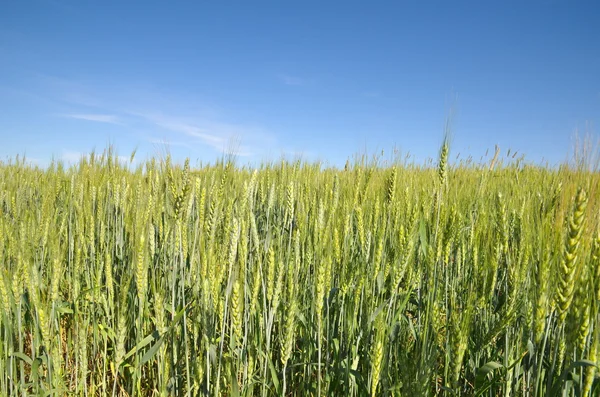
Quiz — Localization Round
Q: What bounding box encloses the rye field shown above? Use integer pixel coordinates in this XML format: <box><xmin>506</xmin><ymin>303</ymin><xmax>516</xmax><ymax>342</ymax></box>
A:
<box><xmin>0</xmin><ymin>145</ymin><xmax>600</xmax><ymax>396</ymax></box>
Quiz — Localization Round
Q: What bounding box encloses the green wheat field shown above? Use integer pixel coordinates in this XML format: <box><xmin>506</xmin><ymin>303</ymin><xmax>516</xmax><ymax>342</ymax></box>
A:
<box><xmin>1</xmin><ymin>143</ymin><xmax>600</xmax><ymax>396</ymax></box>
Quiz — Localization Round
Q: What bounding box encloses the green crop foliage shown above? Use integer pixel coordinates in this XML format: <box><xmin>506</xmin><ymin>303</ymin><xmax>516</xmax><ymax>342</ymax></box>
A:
<box><xmin>0</xmin><ymin>146</ymin><xmax>599</xmax><ymax>396</ymax></box>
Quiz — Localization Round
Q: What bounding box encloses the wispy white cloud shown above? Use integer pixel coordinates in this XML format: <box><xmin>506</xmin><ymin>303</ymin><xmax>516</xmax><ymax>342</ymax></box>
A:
<box><xmin>147</xmin><ymin>138</ymin><xmax>175</xmax><ymax>146</ymax></box>
<box><xmin>62</xmin><ymin>149</ymin><xmax>131</xmax><ymax>164</ymax></box>
<box><xmin>137</xmin><ymin>113</ymin><xmax>265</xmax><ymax>157</ymax></box>
<box><xmin>34</xmin><ymin>73</ymin><xmax>105</xmax><ymax>108</ymax></box>
<box><xmin>279</xmin><ymin>74</ymin><xmax>306</xmax><ymax>86</ymax></box>
<box><xmin>61</xmin><ymin>150</ymin><xmax>84</xmax><ymax>163</ymax></box>
<box><xmin>148</xmin><ymin>138</ymin><xmax>194</xmax><ymax>148</ymax></box>
<box><xmin>27</xmin><ymin>157</ymin><xmax>43</xmax><ymax>165</ymax></box>
<box><xmin>60</xmin><ymin>113</ymin><xmax>122</xmax><ymax>124</ymax></box>
<box><xmin>28</xmin><ymin>75</ymin><xmax>279</xmax><ymax>158</ymax></box>
<box><xmin>363</xmin><ymin>91</ymin><xmax>381</xmax><ymax>98</ymax></box>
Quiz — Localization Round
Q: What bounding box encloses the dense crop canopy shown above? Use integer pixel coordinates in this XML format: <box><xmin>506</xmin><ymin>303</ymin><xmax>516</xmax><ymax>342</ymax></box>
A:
<box><xmin>0</xmin><ymin>148</ymin><xmax>599</xmax><ymax>396</ymax></box>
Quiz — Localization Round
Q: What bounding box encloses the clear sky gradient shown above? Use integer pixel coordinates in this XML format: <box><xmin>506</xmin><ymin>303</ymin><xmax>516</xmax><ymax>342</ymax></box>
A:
<box><xmin>1</xmin><ymin>1</ymin><xmax>599</xmax><ymax>167</ymax></box>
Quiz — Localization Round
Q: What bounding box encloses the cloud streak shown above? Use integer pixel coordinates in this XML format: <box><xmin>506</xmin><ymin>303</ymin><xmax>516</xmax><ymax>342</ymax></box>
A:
<box><xmin>60</xmin><ymin>113</ymin><xmax>122</xmax><ymax>124</ymax></box>
<box><xmin>61</xmin><ymin>149</ymin><xmax>131</xmax><ymax>164</ymax></box>
<box><xmin>61</xmin><ymin>150</ymin><xmax>84</xmax><ymax>163</ymax></box>
<box><xmin>32</xmin><ymin>75</ymin><xmax>278</xmax><ymax>158</ymax></box>
<box><xmin>363</xmin><ymin>91</ymin><xmax>381</xmax><ymax>98</ymax></box>
<box><xmin>137</xmin><ymin>113</ymin><xmax>261</xmax><ymax>157</ymax></box>
<box><xmin>148</xmin><ymin>138</ymin><xmax>194</xmax><ymax>149</ymax></box>
<box><xmin>279</xmin><ymin>74</ymin><xmax>306</xmax><ymax>86</ymax></box>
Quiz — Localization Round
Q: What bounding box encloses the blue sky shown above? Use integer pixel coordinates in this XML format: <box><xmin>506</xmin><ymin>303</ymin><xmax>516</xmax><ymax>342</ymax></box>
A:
<box><xmin>1</xmin><ymin>1</ymin><xmax>599</xmax><ymax>167</ymax></box>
